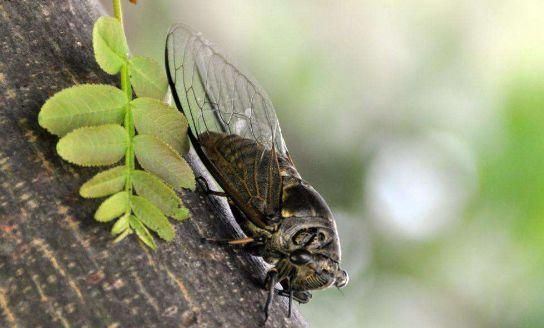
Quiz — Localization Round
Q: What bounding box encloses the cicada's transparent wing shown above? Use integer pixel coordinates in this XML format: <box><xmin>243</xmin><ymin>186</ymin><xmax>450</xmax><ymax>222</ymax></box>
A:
<box><xmin>165</xmin><ymin>24</ymin><xmax>288</xmax><ymax>157</ymax></box>
<box><xmin>166</xmin><ymin>24</ymin><xmax>288</xmax><ymax>228</ymax></box>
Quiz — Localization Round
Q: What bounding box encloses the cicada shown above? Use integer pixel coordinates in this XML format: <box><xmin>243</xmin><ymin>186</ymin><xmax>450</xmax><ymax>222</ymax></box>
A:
<box><xmin>165</xmin><ymin>24</ymin><xmax>348</xmax><ymax>319</ymax></box>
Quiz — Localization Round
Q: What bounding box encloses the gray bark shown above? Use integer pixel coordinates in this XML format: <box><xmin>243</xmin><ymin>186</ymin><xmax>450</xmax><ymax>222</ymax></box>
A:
<box><xmin>0</xmin><ymin>1</ymin><xmax>308</xmax><ymax>327</ymax></box>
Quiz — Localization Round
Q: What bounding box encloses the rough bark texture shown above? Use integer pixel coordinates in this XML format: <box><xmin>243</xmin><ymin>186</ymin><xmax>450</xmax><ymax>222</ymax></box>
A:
<box><xmin>0</xmin><ymin>1</ymin><xmax>308</xmax><ymax>327</ymax></box>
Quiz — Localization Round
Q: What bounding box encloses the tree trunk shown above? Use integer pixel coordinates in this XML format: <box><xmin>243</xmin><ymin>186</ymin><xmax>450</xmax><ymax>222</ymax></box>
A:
<box><xmin>0</xmin><ymin>1</ymin><xmax>308</xmax><ymax>327</ymax></box>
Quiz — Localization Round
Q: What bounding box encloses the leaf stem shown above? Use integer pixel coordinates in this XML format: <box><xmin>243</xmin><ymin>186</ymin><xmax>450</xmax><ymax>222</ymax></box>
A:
<box><xmin>113</xmin><ymin>0</ymin><xmax>135</xmax><ymax>215</ymax></box>
<box><xmin>112</xmin><ymin>0</ymin><xmax>124</xmax><ymax>27</ymax></box>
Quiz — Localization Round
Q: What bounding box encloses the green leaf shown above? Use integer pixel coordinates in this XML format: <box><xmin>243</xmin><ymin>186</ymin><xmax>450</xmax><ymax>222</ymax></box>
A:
<box><xmin>132</xmin><ymin>170</ymin><xmax>190</xmax><ymax>221</ymax></box>
<box><xmin>80</xmin><ymin>166</ymin><xmax>127</xmax><ymax>198</ymax></box>
<box><xmin>172</xmin><ymin>207</ymin><xmax>190</xmax><ymax>221</ymax></box>
<box><xmin>131</xmin><ymin>97</ymin><xmax>190</xmax><ymax>154</ymax></box>
<box><xmin>38</xmin><ymin>84</ymin><xmax>128</xmax><ymax>136</ymax></box>
<box><xmin>113</xmin><ymin>227</ymin><xmax>132</xmax><ymax>243</ymax></box>
<box><xmin>93</xmin><ymin>16</ymin><xmax>129</xmax><ymax>74</ymax></box>
<box><xmin>131</xmin><ymin>195</ymin><xmax>175</xmax><ymax>241</ymax></box>
<box><xmin>129</xmin><ymin>215</ymin><xmax>157</xmax><ymax>249</ymax></box>
<box><xmin>95</xmin><ymin>191</ymin><xmax>129</xmax><ymax>222</ymax></box>
<box><xmin>111</xmin><ymin>213</ymin><xmax>130</xmax><ymax>235</ymax></box>
<box><xmin>57</xmin><ymin>124</ymin><xmax>128</xmax><ymax>166</ymax></box>
<box><xmin>129</xmin><ymin>56</ymin><xmax>168</xmax><ymax>99</ymax></box>
<box><xmin>133</xmin><ymin>135</ymin><xmax>195</xmax><ymax>190</ymax></box>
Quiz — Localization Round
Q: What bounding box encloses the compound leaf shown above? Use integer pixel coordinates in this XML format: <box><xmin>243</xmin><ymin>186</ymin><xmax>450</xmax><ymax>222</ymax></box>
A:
<box><xmin>57</xmin><ymin>124</ymin><xmax>128</xmax><ymax>166</ymax></box>
<box><xmin>80</xmin><ymin>166</ymin><xmax>127</xmax><ymax>198</ymax></box>
<box><xmin>133</xmin><ymin>135</ymin><xmax>195</xmax><ymax>190</ymax></box>
<box><xmin>93</xmin><ymin>16</ymin><xmax>129</xmax><ymax>74</ymax></box>
<box><xmin>129</xmin><ymin>56</ymin><xmax>168</xmax><ymax>99</ymax></box>
<box><xmin>39</xmin><ymin>84</ymin><xmax>127</xmax><ymax>136</ymax></box>
<box><xmin>132</xmin><ymin>170</ymin><xmax>190</xmax><ymax>221</ymax></box>
<box><xmin>131</xmin><ymin>195</ymin><xmax>174</xmax><ymax>241</ymax></box>
<box><xmin>132</xmin><ymin>97</ymin><xmax>189</xmax><ymax>154</ymax></box>
<box><xmin>95</xmin><ymin>191</ymin><xmax>129</xmax><ymax>222</ymax></box>
<box><xmin>129</xmin><ymin>215</ymin><xmax>157</xmax><ymax>249</ymax></box>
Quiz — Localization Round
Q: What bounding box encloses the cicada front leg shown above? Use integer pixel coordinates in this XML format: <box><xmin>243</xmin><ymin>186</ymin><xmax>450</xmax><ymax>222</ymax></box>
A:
<box><xmin>263</xmin><ymin>260</ymin><xmax>300</xmax><ymax>320</ymax></box>
<box><xmin>263</xmin><ymin>268</ymin><xmax>279</xmax><ymax>322</ymax></box>
<box><xmin>276</xmin><ymin>289</ymin><xmax>312</xmax><ymax>304</ymax></box>
<box><xmin>272</xmin><ymin>278</ymin><xmax>311</xmax><ymax>318</ymax></box>
<box><xmin>201</xmin><ymin>235</ymin><xmax>267</xmax><ymax>257</ymax></box>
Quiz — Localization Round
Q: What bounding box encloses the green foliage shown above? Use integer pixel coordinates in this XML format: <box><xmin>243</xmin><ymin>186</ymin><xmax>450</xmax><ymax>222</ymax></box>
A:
<box><xmin>93</xmin><ymin>16</ymin><xmax>129</xmax><ymax>74</ymax></box>
<box><xmin>95</xmin><ymin>191</ymin><xmax>129</xmax><ymax>222</ymax></box>
<box><xmin>132</xmin><ymin>97</ymin><xmax>190</xmax><ymax>154</ymax></box>
<box><xmin>56</xmin><ymin>124</ymin><xmax>128</xmax><ymax>166</ymax></box>
<box><xmin>131</xmin><ymin>196</ymin><xmax>175</xmax><ymax>241</ymax></box>
<box><xmin>38</xmin><ymin>84</ymin><xmax>128</xmax><ymax>136</ymax></box>
<box><xmin>80</xmin><ymin>166</ymin><xmax>127</xmax><ymax>198</ymax></box>
<box><xmin>111</xmin><ymin>213</ymin><xmax>130</xmax><ymax>235</ymax></box>
<box><xmin>38</xmin><ymin>12</ymin><xmax>195</xmax><ymax>249</ymax></box>
<box><xmin>134</xmin><ymin>134</ymin><xmax>196</xmax><ymax>190</ymax></box>
<box><xmin>129</xmin><ymin>56</ymin><xmax>169</xmax><ymax>99</ymax></box>
<box><xmin>129</xmin><ymin>215</ymin><xmax>157</xmax><ymax>249</ymax></box>
<box><xmin>480</xmin><ymin>74</ymin><xmax>544</xmax><ymax>247</ymax></box>
<box><xmin>113</xmin><ymin>222</ymin><xmax>133</xmax><ymax>243</ymax></box>
<box><xmin>132</xmin><ymin>170</ymin><xmax>190</xmax><ymax>220</ymax></box>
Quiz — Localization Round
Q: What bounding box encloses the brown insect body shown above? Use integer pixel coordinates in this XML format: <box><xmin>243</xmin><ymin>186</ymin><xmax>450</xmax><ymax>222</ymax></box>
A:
<box><xmin>166</xmin><ymin>25</ymin><xmax>348</xmax><ymax>319</ymax></box>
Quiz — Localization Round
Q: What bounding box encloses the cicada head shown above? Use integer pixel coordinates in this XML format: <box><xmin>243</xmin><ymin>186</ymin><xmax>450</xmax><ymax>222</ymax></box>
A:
<box><xmin>282</xmin><ymin>222</ymin><xmax>349</xmax><ymax>291</ymax></box>
<box><xmin>274</xmin><ymin>178</ymin><xmax>349</xmax><ymax>291</ymax></box>
<box><xmin>288</xmin><ymin>249</ymin><xmax>349</xmax><ymax>291</ymax></box>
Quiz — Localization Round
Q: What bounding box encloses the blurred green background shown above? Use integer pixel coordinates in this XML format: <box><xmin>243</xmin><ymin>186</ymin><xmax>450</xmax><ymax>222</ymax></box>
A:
<box><xmin>100</xmin><ymin>0</ymin><xmax>544</xmax><ymax>327</ymax></box>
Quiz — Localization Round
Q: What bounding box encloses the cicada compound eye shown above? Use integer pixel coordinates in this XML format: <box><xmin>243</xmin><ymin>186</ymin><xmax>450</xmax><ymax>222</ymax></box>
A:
<box><xmin>289</xmin><ymin>249</ymin><xmax>314</xmax><ymax>265</ymax></box>
<box><xmin>334</xmin><ymin>269</ymin><xmax>349</xmax><ymax>288</ymax></box>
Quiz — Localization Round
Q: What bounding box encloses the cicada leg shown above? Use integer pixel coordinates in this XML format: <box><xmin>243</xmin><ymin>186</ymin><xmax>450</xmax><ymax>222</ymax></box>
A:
<box><xmin>196</xmin><ymin>176</ymin><xmax>228</xmax><ymax>197</ymax></box>
<box><xmin>286</xmin><ymin>277</ymin><xmax>293</xmax><ymax>317</ymax></box>
<box><xmin>201</xmin><ymin>235</ymin><xmax>267</xmax><ymax>256</ymax></box>
<box><xmin>263</xmin><ymin>269</ymin><xmax>278</xmax><ymax>322</ymax></box>
<box><xmin>276</xmin><ymin>289</ymin><xmax>312</xmax><ymax>304</ymax></box>
<box><xmin>201</xmin><ymin>236</ymin><xmax>254</xmax><ymax>246</ymax></box>
<box><xmin>262</xmin><ymin>262</ymin><xmax>299</xmax><ymax>320</ymax></box>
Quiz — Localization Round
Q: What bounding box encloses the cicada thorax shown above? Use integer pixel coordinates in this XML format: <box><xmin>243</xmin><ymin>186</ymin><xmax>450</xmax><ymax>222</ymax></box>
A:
<box><xmin>275</xmin><ymin>175</ymin><xmax>342</xmax><ymax>262</ymax></box>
